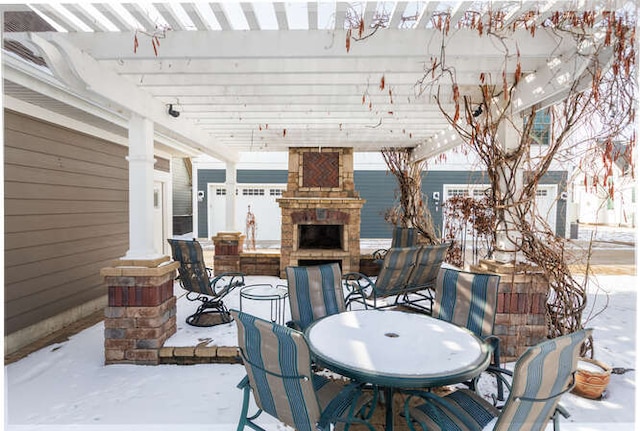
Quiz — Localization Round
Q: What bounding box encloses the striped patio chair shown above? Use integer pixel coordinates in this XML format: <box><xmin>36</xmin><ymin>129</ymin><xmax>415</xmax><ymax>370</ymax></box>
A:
<box><xmin>285</xmin><ymin>263</ymin><xmax>346</xmax><ymax>331</ymax></box>
<box><xmin>402</xmin><ymin>242</ymin><xmax>451</xmax><ymax>313</ymax></box>
<box><xmin>372</xmin><ymin>226</ymin><xmax>419</xmax><ymax>261</ymax></box>
<box><xmin>432</xmin><ymin>267</ymin><xmax>505</xmax><ymax>399</ymax></box>
<box><xmin>232</xmin><ymin>310</ymin><xmax>377</xmax><ymax>431</ymax></box>
<box><xmin>167</xmin><ymin>239</ymin><xmax>245</xmax><ymax>327</ymax></box>
<box><xmin>403</xmin><ymin>328</ymin><xmax>592</xmax><ymax>431</ymax></box>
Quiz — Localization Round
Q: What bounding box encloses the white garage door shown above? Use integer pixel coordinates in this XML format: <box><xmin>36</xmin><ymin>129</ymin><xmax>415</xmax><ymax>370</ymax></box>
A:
<box><xmin>208</xmin><ymin>183</ymin><xmax>285</xmax><ymax>243</ymax></box>
<box><xmin>443</xmin><ymin>184</ymin><xmax>558</xmax><ymax>233</ymax></box>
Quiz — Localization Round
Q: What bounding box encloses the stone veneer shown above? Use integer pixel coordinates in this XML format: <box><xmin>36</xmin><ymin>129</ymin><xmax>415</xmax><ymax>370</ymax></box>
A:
<box><xmin>473</xmin><ymin>259</ymin><xmax>549</xmax><ymax>362</ymax></box>
<box><xmin>101</xmin><ymin>257</ymin><xmax>179</xmax><ymax>365</ymax></box>
<box><xmin>277</xmin><ymin>148</ymin><xmax>365</xmax><ymax>277</ymax></box>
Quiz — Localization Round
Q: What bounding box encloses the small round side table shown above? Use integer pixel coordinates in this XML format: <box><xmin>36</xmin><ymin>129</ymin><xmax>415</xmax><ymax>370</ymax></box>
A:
<box><xmin>239</xmin><ymin>284</ymin><xmax>289</xmax><ymax>325</ymax></box>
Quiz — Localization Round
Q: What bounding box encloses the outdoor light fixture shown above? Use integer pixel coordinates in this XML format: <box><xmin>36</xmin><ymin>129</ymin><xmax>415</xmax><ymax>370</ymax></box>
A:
<box><xmin>472</xmin><ymin>105</ymin><xmax>483</xmax><ymax>117</ymax></box>
<box><xmin>167</xmin><ymin>104</ymin><xmax>180</xmax><ymax>118</ymax></box>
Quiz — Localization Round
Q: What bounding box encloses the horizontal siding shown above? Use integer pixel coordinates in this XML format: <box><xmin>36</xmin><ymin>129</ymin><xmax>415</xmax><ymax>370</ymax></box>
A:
<box><xmin>237</xmin><ymin>170</ymin><xmax>288</xmax><ymax>183</ymax></box>
<box><xmin>172</xmin><ymin>158</ymin><xmax>192</xmax><ymax>216</ymax></box>
<box><xmin>4</xmin><ymin>110</ymin><xmax>129</xmax><ymax>335</ymax></box>
<box><xmin>354</xmin><ymin>171</ymin><xmax>397</xmax><ymax>238</ymax></box>
<box><xmin>197</xmin><ymin>169</ymin><xmax>225</xmax><ymax>237</ymax></box>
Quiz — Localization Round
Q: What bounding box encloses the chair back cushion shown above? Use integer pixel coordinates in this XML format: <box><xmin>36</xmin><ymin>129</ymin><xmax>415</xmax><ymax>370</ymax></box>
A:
<box><xmin>375</xmin><ymin>247</ymin><xmax>421</xmax><ymax>295</ymax></box>
<box><xmin>495</xmin><ymin>329</ymin><xmax>591</xmax><ymax>431</ymax></box>
<box><xmin>232</xmin><ymin>310</ymin><xmax>322</xmax><ymax>431</ymax></box>
<box><xmin>406</xmin><ymin>243</ymin><xmax>451</xmax><ymax>289</ymax></box>
<box><xmin>286</xmin><ymin>263</ymin><xmax>346</xmax><ymax>331</ymax></box>
<box><xmin>391</xmin><ymin>226</ymin><xmax>419</xmax><ymax>248</ymax></box>
<box><xmin>433</xmin><ymin>268</ymin><xmax>500</xmax><ymax>338</ymax></box>
<box><xmin>167</xmin><ymin>239</ymin><xmax>213</xmax><ymax>295</ymax></box>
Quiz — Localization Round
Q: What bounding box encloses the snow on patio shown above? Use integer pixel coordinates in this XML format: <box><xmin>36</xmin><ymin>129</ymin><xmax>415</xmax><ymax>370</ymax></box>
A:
<box><xmin>5</xmin><ymin>274</ymin><xmax>637</xmax><ymax>431</ymax></box>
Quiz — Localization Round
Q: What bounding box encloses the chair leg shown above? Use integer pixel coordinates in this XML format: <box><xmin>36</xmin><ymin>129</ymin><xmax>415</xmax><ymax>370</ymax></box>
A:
<box><xmin>237</xmin><ymin>382</ymin><xmax>266</xmax><ymax>431</ymax></box>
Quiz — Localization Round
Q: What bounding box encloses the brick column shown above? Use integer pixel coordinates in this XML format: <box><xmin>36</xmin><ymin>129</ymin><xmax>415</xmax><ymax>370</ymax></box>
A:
<box><xmin>212</xmin><ymin>231</ymin><xmax>245</xmax><ymax>275</ymax></box>
<box><xmin>101</xmin><ymin>257</ymin><xmax>179</xmax><ymax>365</ymax></box>
<box><xmin>473</xmin><ymin>259</ymin><xmax>549</xmax><ymax>362</ymax></box>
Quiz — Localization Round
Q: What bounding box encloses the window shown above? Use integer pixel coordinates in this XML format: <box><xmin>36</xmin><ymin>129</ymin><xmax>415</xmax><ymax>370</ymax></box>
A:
<box><xmin>216</xmin><ymin>188</ymin><xmax>227</xmax><ymax>196</ymax></box>
<box><xmin>270</xmin><ymin>189</ymin><xmax>284</xmax><ymax>196</ymax></box>
<box><xmin>242</xmin><ymin>188</ymin><xmax>265</xmax><ymax>196</ymax></box>
<box><xmin>528</xmin><ymin>109</ymin><xmax>551</xmax><ymax>146</ymax></box>
<box><xmin>447</xmin><ymin>189</ymin><xmax>469</xmax><ymax>197</ymax></box>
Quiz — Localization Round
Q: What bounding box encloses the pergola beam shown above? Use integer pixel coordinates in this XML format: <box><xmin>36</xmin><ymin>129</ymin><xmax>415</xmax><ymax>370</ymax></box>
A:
<box><xmin>25</xmin><ymin>32</ymin><xmax>237</xmax><ymax>162</ymax></box>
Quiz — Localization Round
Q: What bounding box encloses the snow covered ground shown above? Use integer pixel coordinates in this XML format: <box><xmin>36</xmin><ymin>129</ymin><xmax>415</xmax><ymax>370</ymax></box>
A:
<box><xmin>5</xmin><ymin>273</ymin><xmax>637</xmax><ymax>431</ymax></box>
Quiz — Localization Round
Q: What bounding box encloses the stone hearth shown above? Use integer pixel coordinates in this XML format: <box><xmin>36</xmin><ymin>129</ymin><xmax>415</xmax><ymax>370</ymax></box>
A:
<box><xmin>277</xmin><ymin>148</ymin><xmax>365</xmax><ymax>277</ymax></box>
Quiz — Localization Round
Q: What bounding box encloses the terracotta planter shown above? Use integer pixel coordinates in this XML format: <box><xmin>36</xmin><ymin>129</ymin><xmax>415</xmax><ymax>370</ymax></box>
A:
<box><xmin>572</xmin><ymin>358</ymin><xmax>612</xmax><ymax>399</ymax></box>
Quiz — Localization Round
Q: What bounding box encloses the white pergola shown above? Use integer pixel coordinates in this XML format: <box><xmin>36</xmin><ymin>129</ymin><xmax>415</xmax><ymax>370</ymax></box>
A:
<box><xmin>1</xmin><ymin>0</ymin><xmax>625</xmax><ymax>259</ymax></box>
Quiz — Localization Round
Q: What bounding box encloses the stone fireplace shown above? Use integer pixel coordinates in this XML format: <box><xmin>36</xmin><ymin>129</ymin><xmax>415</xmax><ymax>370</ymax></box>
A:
<box><xmin>277</xmin><ymin>148</ymin><xmax>365</xmax><ymax>277</ymax></box>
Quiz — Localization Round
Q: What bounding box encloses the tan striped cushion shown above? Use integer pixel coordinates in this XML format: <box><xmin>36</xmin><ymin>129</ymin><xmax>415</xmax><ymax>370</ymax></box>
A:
<box><xmin>433</xmin><ymin>268</ymin><xmax>500</xmax><ymax>338</ymax></box>
<box><xmin>286</xmin><ymin>263</ymin><xmax>346</xmax><ymax>330</ymax></box>
<box><xmin>374</xmin><ymin>246</ymin><xmax>421</xmax><ymax>296</ymax></box>
<box><xmin>406</xmin><ymin>243</ymin><xmax>451</xmax><ymax>288</ymax></box>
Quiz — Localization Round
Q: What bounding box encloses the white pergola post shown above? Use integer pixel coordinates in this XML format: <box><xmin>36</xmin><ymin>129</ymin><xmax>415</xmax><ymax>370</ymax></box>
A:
<box><xmin>124</xmin><ymin>114</ymin><xmax>161</xmax><ymax>260</ymax></box>
<box><xmin>494</xmin><ymin>120</ymin><xmax>524</xmax><ymax>263</ymax></box>
<box><xmin>225</xmin><ymin>162</ymin><xmax>237</xmax><ymax>231</ymax></box>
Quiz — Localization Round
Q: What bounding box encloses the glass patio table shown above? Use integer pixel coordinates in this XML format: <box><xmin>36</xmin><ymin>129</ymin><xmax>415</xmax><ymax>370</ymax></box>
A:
<box><xmin>305</xmin><ymin>309</ymin><xmax>492</xmax><ymax>431</ymax></box>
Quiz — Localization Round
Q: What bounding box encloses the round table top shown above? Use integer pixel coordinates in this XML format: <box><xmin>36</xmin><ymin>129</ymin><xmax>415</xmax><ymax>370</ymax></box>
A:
<box><xmin>240</xmin><ymin>284</ymin><xmax>288</xmax><ymax>300</ymax></box>
<box><xmin>305</xmin><ymin>309</ymin><xmax>491</xmax><ymax>388</ymax></box>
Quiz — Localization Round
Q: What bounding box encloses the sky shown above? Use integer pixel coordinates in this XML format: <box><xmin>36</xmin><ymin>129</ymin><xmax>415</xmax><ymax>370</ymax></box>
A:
<box><xmin>4</xmin><ymin>272</ymin><xmax>637</xmax><ymax>431</ymax></box>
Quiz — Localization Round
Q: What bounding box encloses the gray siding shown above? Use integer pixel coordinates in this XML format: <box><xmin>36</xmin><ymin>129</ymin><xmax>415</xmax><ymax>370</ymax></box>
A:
<box><xmin>172</xmin><ymin>158</ymin><xmax>192</xmax><ymax>216</ymax></box>
<box><xmin>197</xmin><ymin>169</ymin><xmax>225</xmax><ymax>237</ymax></box>
<box><xmin>4</xmin><ymin>110</ymin><xmax>129</xmax><ymax>335</ymax></box>
<box><xmin>354</xmin><ymin>171</ymin><xmax>397</xmax><ymax>238</ymax></box>
<box><xmin>196</xmin><ymin>168</ymin><xmax>567</xmax><ymax>239</ymax></box>
<box><xmin>238</xmin><ymin>170</ymin><xmax>288</xmax><ymax>183</ymax></box>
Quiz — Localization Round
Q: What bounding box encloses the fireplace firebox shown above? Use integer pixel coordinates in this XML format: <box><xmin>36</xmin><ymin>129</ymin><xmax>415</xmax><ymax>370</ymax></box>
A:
<box><xmin>298</xmin><ymin>224</ymin><xmax>343</xmax><ymax>250</ymax></box>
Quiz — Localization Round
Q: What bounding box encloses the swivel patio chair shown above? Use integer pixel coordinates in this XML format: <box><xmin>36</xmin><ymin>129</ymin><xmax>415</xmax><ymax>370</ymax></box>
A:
<box><xmin>231</xmin><ymin>309</ymin><xmax>378</xmax><ymax>431</ymax></box>
<box><xmin>285</xmin><ymin>262</ymin><xmax>346</xmax><ymax>331</ymax></box>
<box><xmin>403</xmin><ymin>328</ymin><xmax>591</xmax><ymax>431</ymax></box>
<box><xmin>168</xmin><ymin>239</ymin><xmax>245</xmax><ymax>327</ymax></box>
<box><xmin>432</xmin><ymin>267</ymin><xmax>505</xmax><ymax>400</ymax></box>
<box><xmin>345</xmin><ymin>242</ymin><xmax>450</xmax><ymax>313</ymax></box>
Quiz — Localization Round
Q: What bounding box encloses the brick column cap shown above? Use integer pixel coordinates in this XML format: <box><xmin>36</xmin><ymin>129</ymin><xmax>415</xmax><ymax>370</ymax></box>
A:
<box><xmin>101</xmin><ymin>260</ymin><xmax>179</xmax><ymax>277</ymax></box>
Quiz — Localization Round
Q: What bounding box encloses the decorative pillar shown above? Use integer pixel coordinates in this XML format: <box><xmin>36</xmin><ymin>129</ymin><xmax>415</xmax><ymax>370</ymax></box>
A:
<box><xmin>473</xmin><ymin>259</ymin><xmax>549</xmax><ymax>362</ymax></box>
<box><xmin>125</xmin><ymin>114</ymin><xmax>161</xmax><ymax>260</ymax></box>
<box><xmin>212</xmin><ymin>231</ymin><xmax>245</xmax><ymax>275</ymax></box>
<box><xmin>101</xmin><ymin>258</ymin><xmax>179</xmax><ymax>365</ymax></box>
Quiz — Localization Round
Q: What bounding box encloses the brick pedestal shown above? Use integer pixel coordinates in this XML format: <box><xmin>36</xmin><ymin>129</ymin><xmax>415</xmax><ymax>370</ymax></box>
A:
<box><xmin>473</xmin><ymin>259</ymin><xmax>549</xmax><ymax>362</ymax></box>
<box><xmin>212</xmin><ymin>232</ymin><xmax>244</xmax><ymax>275</ymax></box>
<box><xmin>101</xmin><ymin>257</ymin><xmax>179</xmax><ymax>365</ymax></box>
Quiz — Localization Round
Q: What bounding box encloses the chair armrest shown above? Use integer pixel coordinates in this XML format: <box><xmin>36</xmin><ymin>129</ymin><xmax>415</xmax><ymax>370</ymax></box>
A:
<box><xmin>342</xmin><ymin>272</ymin><xmax>376</xmax><ymax>308</ymax></box>
<box><xmin>318</xmin><ymin>382</ymin><xmax>378</xmax><ymax>431</ymax></box>
<box><xmin>372</xmin><ymin>248</ymin><xmax>388</xmax><ymax>260</ymax></box>
<box><xmin>401</xmin><ymin>389</ymin><xmax>485</xmax><ymax>431</ymax></box>
<box><xmin>210</xmin><ymin>272</ymin><xmax>246</xmax><ymax>296</ymax></box>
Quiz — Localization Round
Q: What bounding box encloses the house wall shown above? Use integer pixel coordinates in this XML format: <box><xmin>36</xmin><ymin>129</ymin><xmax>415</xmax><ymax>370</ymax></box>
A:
<box><xmin>4</xmin><ymin>110</ymin><xmax>174</xmax><ymax>354</ymax></box>
<box><xmin>197</xmin><ymin>168</ymin><xmax>568</xmax><ymax>239</ymax></box>
<box><xmin>4</xmin><ymin>110</ymin><xmax>129</xmax><ymax>349</ymax></box>
<box><xmin>171</xmin><ymin>158</ymin><xmax>192</xmax><ymax>235</ymax></box>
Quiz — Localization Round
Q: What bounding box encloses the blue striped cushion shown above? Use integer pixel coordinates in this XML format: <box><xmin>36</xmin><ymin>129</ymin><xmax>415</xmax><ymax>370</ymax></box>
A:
<box><xmin>374</xmin><ymin>247</ymin><xmax>421</xmax><ymax>296</ymax></box>
<box><xmin>433</xmin><ymin>268</ymin><xmax>500</xmax><ymax>338</ymax></box>
<box><xmin>494</xmin><ymin>329</ymin><xmax>591</xmax><ymax>430</ymax></box>
<box><xmin>391</xmin><ymin>227</ymin><xmax>418</xmax><ymax>248</ymax></box>
<box><xmin>233</xmin><ymin>310</ymin><xmax>321</xmax><ymax>431</ymax></box>
<box><xmin>406</xmin><ymin>243</ymin><xmax>450</xmax><ymax>288</ymax></box>
<box><xmin>168</xmin><ymin>239</ymin><xmax>214</xmax><ymax>295</ymax></box>
<box><xmin>286</xmin><ymin>263</ymin><xmax>346</xmax><ymax>330</ymax></box>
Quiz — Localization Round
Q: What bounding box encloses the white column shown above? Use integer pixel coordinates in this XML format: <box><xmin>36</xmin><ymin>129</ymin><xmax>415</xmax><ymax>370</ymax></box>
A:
<box><xmin>225</xmin><ymin>162</ymin><xmax>237</xmax><ymax>231</ymax></box>
<box><xmin>124</xmin><ymin>114</ymin><xmax>161</xmax><ymax>260</ymax></box>
<box><xmin>494</xmin><ymin>120</ymin><xmax>524</xmax><ymax>263</ymax></box>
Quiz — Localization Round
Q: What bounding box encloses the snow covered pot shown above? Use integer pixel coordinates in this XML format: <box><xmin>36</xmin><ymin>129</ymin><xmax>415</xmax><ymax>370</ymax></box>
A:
<box><xmin>572</xmin><ymin>358</ymin><xmax>612</xmax><ymax>399</ymax></box>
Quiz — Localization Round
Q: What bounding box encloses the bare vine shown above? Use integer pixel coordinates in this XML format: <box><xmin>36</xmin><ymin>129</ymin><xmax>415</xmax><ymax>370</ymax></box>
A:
<box><xmin>419</xmin><ymin>5</ymin><xmax>636</xmax><ymax>354</ymax></box>
<box><xmin>381</xmin><ymin>148</ymin><xmax>439</xmax><ymax>245</ymax></box>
